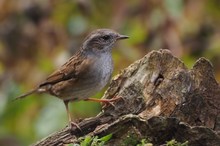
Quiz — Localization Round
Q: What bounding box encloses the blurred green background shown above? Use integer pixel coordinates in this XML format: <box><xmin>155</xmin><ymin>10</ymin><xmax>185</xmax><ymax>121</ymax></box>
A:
<box><xmin>0</xmin><ymin>0</ymin><xmax>220</xmax><ymax>145</ymax></box>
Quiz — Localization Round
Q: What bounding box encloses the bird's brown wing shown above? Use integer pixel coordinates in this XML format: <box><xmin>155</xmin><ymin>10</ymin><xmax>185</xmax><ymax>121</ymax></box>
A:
<box><xmin>14</xmin><ymin>52</ymin><xmax>92</xmax><ymax>100</ymax></box>
<box><xmin>39</xmin><ymin>53</ymin><xmax>92</xmax><ymax>87</ymax></box>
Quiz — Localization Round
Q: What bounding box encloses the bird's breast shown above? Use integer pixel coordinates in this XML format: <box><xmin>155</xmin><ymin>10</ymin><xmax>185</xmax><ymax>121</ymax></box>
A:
<box><xmin>57</xmin><ymin>53</ymin><xmax>113</xmax><ymax>100</ymax></box>
<box><xmin>87</xmin><ymin>53</ymin><xmax>113</xmax><ymax>89</ymax></box>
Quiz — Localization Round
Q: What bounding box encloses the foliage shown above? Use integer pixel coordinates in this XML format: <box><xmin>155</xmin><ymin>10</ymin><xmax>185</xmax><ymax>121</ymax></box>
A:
<box><xmin>77</xmin><ymin>134</ymin><xmax>112</xmax><ymax>146</ymax></box>
<box><xmin>122</xmin><ymin>133</ymin><xmax>151</xmax><ymax>146</ymax></box>
<box><xmin>136</xmin><ymin>139</ymin><xmax>152</xmax><ymax>146</ymax></box>
<box><xmin>166</xmin><ymin>139</ymin><xmax>188</xmax><ymax>146</ymax></box>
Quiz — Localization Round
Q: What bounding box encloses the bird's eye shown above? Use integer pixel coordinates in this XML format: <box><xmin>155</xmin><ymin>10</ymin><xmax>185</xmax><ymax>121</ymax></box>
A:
<box><xmin>101</xmin><ymin>35</ymin><xmax>110</xmax><ymax>41</ymax></box>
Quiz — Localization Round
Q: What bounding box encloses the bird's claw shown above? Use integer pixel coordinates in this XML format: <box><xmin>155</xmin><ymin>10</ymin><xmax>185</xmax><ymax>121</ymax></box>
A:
<box><xmin>102</xmin><ymin>96</ymin><xmax>122</xmax><ymax>108</ymax></box>
<box><xmin>69</xmin><ymin>121</ymin><xmax>81</xmax><ymax>131</ymax></box>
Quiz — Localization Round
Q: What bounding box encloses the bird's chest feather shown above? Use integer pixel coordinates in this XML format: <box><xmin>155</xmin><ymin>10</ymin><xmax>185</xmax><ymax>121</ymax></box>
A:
<box><xmin>86</xmin><ymin>53</ymin><xmax>113</xmax><ymax>88</ymax></box>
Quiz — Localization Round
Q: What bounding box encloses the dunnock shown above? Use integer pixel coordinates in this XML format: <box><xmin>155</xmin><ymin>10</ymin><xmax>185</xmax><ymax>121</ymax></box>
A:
<box><xmin>15</xmin><ymin>29</ymin><xmax>129</xmax><ymax>129</ymax></box>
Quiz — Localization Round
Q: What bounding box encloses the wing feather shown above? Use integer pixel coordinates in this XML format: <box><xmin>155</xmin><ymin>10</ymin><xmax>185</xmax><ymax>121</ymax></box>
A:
<box><xmin>39</xmin><ymin>52</ymin><xmax>90</xmax><ymax>87</ymax></box>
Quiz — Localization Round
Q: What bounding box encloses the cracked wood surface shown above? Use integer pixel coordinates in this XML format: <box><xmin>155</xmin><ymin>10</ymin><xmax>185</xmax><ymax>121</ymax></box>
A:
<box><xmin>32</xmin><ymin>49</ymin><xmax>220</xmax><ymax>146</ymax></box>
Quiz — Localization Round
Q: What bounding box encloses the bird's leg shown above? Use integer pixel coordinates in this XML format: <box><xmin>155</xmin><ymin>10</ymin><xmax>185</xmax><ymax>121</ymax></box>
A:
<box><xmin>63</xmin><ymin>100</ymin><xmax>81</xmax><ymax>130</ymax></box>
<box><xmin>84</xmin><ymin>96</ymin><xmax>122</xmax><ymax>107</ymax></box>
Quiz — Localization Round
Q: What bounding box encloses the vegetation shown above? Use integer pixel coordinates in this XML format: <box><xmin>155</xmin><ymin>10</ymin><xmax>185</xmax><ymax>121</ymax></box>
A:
<box><xmin>77</xmin><ymin>134</ymin><xmax>112</xmax><ymax>146</ymax></box>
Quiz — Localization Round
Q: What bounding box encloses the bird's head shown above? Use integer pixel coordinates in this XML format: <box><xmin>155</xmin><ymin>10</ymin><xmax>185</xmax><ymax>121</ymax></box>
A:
<box><xmin>82</xmin><ymin>29</ymin><xmax>129</xmax><ymax>54</ymax></box>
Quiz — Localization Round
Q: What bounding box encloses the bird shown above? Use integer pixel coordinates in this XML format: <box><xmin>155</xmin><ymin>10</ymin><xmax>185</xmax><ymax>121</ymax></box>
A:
<box><xmin>15</xmin><ymin>29</ymin><xmax>129</xmax><ymax>129</ymax></box>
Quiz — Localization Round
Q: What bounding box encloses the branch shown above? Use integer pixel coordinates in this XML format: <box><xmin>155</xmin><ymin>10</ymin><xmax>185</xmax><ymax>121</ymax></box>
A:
<box><xmin>32</xmin><ymin>49</ymin><xmax>220</xmax><ymax>146</ymax></box>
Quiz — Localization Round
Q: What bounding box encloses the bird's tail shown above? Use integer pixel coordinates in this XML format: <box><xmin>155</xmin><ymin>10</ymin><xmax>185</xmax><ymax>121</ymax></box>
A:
<box><xmin>13</xmin><ymin>88</ymin><xmax>39</xmax><ymax>101</ymax></box>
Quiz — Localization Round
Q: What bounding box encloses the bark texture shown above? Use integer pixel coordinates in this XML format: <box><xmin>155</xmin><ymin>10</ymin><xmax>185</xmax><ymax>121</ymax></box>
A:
<box><xmin>33</xmin><ymin>49</ymin><xmax>220</xmax><ymax>146</ymax></box>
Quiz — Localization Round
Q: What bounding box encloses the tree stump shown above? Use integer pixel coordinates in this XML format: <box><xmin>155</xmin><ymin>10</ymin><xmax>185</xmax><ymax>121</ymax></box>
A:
<box><xmin>33</xmin><ymin>49</ymin><xmax>220</xmax><ymax>146</ymax></box>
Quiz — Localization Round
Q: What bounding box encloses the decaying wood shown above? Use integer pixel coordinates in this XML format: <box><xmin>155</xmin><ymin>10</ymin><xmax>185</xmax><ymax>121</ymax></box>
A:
<box><xmin>33</xmin><ymin>49</ymin><xmax>220</xmax><ymax>146</ymax></box>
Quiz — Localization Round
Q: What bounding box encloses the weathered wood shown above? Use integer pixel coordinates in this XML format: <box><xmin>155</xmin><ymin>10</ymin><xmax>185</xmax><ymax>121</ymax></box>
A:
<box><xmin>32</xmin><ymin>49</ymin><xmax>220</xmax><ymax>146</ymax></box>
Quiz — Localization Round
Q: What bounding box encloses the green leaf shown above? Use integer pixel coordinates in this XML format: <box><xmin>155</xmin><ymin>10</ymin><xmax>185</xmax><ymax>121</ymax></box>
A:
<box><xmin>80</xmin><ymin>136</ymin><xmax>92</xmax><ymax>146</ymax></box>
<box><xmin>99</xmin><ymin>134</ymin><xmax>112</xmax><ymax>142</ymax></box>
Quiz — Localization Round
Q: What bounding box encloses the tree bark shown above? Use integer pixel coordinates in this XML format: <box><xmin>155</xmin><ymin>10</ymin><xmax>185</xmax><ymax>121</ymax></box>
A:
<box><xmin>32</xmin><ymin>49</ymin><xmax>220</xmax><ymax>146</ymax></box>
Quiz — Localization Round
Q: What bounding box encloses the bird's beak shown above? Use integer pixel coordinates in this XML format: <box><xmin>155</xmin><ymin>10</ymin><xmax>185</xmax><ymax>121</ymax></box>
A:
<box><xmin>117</xmin><ymin>34</ymin><xmax>129</xmax><ymax>40</ymax></box>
